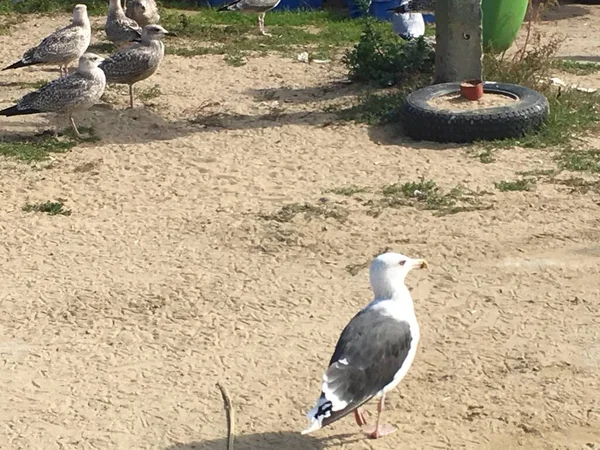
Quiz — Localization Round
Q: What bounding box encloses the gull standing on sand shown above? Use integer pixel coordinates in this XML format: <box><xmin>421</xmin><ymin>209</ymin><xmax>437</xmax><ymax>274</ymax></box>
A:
<box><xmin>0</xmin><ymin>53</ymin><xmax>106</xmax><ymax>137</ymax></box>
<box><xmin>125</xmin><ymin>0</ymin><xmax>160</xmax><ymax>28</ymax></box>
<box><xmin>2</xmin><ymin>4</ymin><xmax>91</xmax><ymax>78</ymax></box>
<box><xmin>217</xmin><ymin>0</ymin><xmax>282</xmax><ymax>37</ymax></box>
<box><xmin>99</xmin><ymin>24</ymin><xmax>171</xmax><ymax>109</ymax></box>
<box><xmin>302</xmin><ymin>251</ymin><xmax>428</xmax><ymax>439</ymax></box>
<box><xmin>106</xmin><ymin>0</ymin><xmax>143</xmax><ymax>48</ymax></box>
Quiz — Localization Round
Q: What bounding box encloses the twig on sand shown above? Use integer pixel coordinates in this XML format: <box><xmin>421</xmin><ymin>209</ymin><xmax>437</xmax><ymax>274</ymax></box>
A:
<box><xmin>216</xmin><ymin>382</ymin><xmax>235</xmax><ymax>450</ymax></box>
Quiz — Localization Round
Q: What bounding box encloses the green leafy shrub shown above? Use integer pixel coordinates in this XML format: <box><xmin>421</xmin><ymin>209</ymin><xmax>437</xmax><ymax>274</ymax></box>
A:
<box><xmin>342</xmin><ymin>19</ymin><xmax>434</xmax><ymax>87</ymax></box>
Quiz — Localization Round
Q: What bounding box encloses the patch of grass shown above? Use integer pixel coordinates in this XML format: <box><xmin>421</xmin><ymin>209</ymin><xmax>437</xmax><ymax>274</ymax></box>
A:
<box><xmin>0</xmin><ymin>134</ymin><xmax>76</xmax><ymax>162</ymax></box>
<box><xmin>553</xmin><ymin>177</ymin><xmax>600</xmax><ymax>194</ymax></box>
<box><xmin>554</xmin><ymin>60</ymin><xmax>600</xmax><ymax>76</ymax></box>
<box><xmin>382</xmin><ymin>179</ymin><xmax>461</xmax><ymax>208</ymax></box>
<box><xmin>378</xmin><ymin>178</ymin><xmax>491</xmax><ymax>216</ymax></box>
<box><xmin>138</xmin><ymin>84</ymin><xmax>162</xmax><ymax>101</ymax></box>
<box><xmin>224</xmin><ymin>51</ymin><xmax>246</xmax><ymax>67</ymax></box>
<box><xmin>477</xmin><ymin>148</ymin><xmax>496</xmax><ymax>164</ymax></box>
<box><xmin>516</xmin><ymin>168</ymin><xmax>557</xmax><ymax>177</ymax></box>
<box><xmin>22</xmin><ymin>200</ymin><xmax>71</xmax><ymax>216</ymax></box>
<box><xmin>162</xmin><ymin>8</ymin><xmax>381</xmax><ymax>57</ymax></box>
<box><xmin>326</xmin><ymin>185</ymin><xmax>369</xmax><ymax>196</ymax></box>
<box><xmin>495</xmin><ymin>178</ymin><xmax>536</xmax><ymax>192</ymax></box>
<box><xmin>168</xmin><ymin>46</ymin><xmax>212</xmax><ymax>57</ymax></box>
<box><xmin>558</xmin><ymin>149</ymin><xmax>600</xmax><ymax>173</ymax></box>
<box><xmin>261</xmin><ymin>202</ymin><xmax>348</xmax><ymax>223</ymax></box>
<box><xmin>0</xmin><ymin>0</ymin><xmax>106</xmax><ymax>16</ymax></box>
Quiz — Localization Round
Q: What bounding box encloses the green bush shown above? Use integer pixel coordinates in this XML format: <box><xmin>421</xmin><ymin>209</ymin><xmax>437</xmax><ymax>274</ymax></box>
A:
<box><xmin>342</xmin><ymin>19</ymin><xmax>434</xmax><ymax>87</ymax></box>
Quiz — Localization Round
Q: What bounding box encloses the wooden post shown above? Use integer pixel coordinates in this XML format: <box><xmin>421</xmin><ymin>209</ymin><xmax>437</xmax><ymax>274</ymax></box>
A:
<box><xmin>434</xmin><ymin>0</ymin><xmax>483</xmax><ymax>83</ymax></box>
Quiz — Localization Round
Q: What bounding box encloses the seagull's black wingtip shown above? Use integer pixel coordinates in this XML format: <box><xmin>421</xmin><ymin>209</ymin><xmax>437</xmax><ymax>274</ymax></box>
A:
<box><xmin>2</xmin><ymin>59</ymin><xmax>29</xmax><ymax>71</ymax></box>
<box><xmin>0</xmin><ymin>105</ymin><xmax>40</xmax><ymax>117</ymax></box>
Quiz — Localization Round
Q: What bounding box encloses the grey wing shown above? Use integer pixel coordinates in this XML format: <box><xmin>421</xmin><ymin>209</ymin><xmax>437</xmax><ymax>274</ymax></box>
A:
<box><xmin>32</xmin><ymin>26</ymin><xmax>85</xmax><ymax>62</ymax></box>
<box><xmin>106</xmin><ymin>17</ymin><xmax>142</xmax><ymax>42</ymax></box>
<box><xmin>226</xmin><ymin>0</ymin><xmax>279</xmax><ymax>12</ymax></box>
<box><xmin>121</xmin><ymin>16</ymin><xmax>142</xmax><ymax>32</ymax></box>
<box><xmin>18</xmin><ymin>75</ymin><xmax>94</xmax><ymax>113</ymax></box>
<box><xmin>100</xmin><ymin>48</ymin><xmax>156</xmax><ymax>83</ymax></box>
<box><xmin>317</xmin><ymin>309</ymin><xmax>413</xmax><ymax>428</ymax></box>
<box><xmin>248</xmin><ymin>0</ymin><xmax>281</xmax><ymax>11</ymax></box>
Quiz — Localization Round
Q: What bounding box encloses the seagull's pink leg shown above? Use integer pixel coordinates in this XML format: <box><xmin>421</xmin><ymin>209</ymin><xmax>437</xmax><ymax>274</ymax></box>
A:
<box><xmin>354</xmin><ymin>408</ymin><xmax>368</xmax><ymax>426</ymax></box>
<box><xmin>362</xmin><ymin>395</ymin><xmax>396</xmax><ymax>439</ymax></box>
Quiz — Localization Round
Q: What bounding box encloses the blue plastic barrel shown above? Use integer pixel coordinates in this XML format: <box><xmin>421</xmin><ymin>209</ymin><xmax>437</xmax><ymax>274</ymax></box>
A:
<box><xmin>423</xmin><ymin>13</ymin><xmax>435</xmax><ymax>23</ymax></box>
<box><xmin>370</xmin><ymin>0</ymin><xmax>402</xmax><ymax>21</ymax></box>
<box><xmin>347</xmin><ymin>0</ymin><xmax>436</xmax><ymax>22</ymax></box>
<box><xmin>206</xmin><ymin>0</ymin><xmax>229</xmax><ymax>8</ymax></box>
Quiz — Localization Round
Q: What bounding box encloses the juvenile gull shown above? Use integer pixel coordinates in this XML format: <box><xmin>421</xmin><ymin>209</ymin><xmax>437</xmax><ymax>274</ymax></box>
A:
<box><xmin>99</xmin><ymin>24</ymin><xmax>170</xmax><ymax>109</ymax></box>
<box><xmin>0</xmin><ymin>53</ymin><xmax>106</xmax><ymax>137</ymax></box>
<box><xmin>2</xmin><ymin>4</ymin><xmax>91</xmax><ymax>78</ymax></box>
<box><xmin>106</xmin><ymin>0</ymin><xmax>143</xmax><ymax>48</ymax></box>
<box><xmin>302</xmin><ymin>251</ymin><xmax>428</xmax><ymax>439</ymax></box>
<box><xmin>217</xmin><ymin>0</ymin><xmax>282</xmax><ymax>37</ymax></box>
<box><xmin>125</xmin><ymin>0</ymin><xmax>160</xmax><ymax>28</ymax></box>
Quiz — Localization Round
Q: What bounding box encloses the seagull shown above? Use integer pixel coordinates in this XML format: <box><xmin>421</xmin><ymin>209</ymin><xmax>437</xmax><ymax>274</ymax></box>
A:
<box><xmin>302</xmin><ymin>251</ymin><xmax>428</xmax><ymax>439</ymax></box>
<box><xmin>125</xmin><ymin>0</ymin><xmax>160</xmax><ymax>29</ymax></box>
<box><xmin>0</xmin><ymin>53</ymin><xmax>106</xmax><ymax>137</ymax></box>
<box><xmin>2</xmin><ymin>4</ymin><xmax>91</xmax><ymax>78</ymax></box>
<box><xmin>106</xmin><ymin>0</ymin><xmax>143</xmax><ymax>48</ymax></box>
<box><xmin>217</xmin><ymin>0</ymin><xmax>282</xmax><ymax>37</ymax></box>
<box><xmin>99</xmin><ymin>24</ymin><xmax>171</xmax><ymax>109</ymax></box>
<box><xmin>392</xmin><ymin>10</ymin><xmax>425</xmax><ymax>41</ymax></box>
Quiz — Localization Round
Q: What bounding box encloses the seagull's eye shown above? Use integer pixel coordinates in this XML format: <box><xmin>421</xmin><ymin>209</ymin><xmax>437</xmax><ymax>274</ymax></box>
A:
<box><xmin>399</xmin><ymin>260</ymin><xmax>406</xmax><ymax>266</ymax></box>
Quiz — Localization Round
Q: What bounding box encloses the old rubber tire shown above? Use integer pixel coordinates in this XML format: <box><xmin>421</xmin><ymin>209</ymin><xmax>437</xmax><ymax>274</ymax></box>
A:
<box><xmin>401</xmin><ymin>82</ymin><xmax>549</xmax><ymax>143</ymax></box>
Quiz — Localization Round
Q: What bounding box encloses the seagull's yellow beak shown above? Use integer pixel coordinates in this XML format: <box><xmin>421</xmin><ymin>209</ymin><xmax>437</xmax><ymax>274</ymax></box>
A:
<box><xmin>412</xmin><ymin>259</ymin><xmax>429</xmax><ymax>270</ymax></box>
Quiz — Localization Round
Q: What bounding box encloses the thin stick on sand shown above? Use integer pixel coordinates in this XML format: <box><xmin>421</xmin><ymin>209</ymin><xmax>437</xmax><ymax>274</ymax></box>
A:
<box><xmin>216</xmin><ymin>382</ymin><xmax>235</xmax><ymax>450</ymax></box>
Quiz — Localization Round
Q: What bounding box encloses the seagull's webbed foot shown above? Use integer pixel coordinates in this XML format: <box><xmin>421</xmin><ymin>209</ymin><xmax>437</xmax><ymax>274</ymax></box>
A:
<box><xmin>362</xmin><ymin>423</ymin><xmax>396</xmax><ymax>439</ymax></box>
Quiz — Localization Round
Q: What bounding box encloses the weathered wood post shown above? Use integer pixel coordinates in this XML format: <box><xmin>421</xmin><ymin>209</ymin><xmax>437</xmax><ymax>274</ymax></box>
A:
<box><xmin>434</xmin><ymin>0</ymin><xmax>483</xmax><ymax>83</ymax></box>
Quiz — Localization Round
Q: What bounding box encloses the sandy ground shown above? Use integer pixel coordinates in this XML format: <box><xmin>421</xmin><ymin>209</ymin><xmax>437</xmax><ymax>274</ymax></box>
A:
<box><xmin>0</xmin><ymin>3</ymin><xmax>599</xmax><ymax>450</ymax></box>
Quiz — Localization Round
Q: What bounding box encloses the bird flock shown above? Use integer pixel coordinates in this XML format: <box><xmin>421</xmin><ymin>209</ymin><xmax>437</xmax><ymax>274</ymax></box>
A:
<box><xmin>0</xmin><ymin>2</ymin><xmax>434</xmax><ymax>440</ymax></box>
<box><xmin>0</xmin><ymin>0</ymin><xmax>293</xmax><ymax>136</ymax></box>
<box><xmin>1</xmin><ymin>2</ymin><xmax>169</xmax><ymax>137</ymax></box>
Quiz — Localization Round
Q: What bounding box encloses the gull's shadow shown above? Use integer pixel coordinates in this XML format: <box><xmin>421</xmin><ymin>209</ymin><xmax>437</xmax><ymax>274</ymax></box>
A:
<box><xmin>246</xmin><ymin>81</ymin><xmax>360</xmax><ymax>105</ymax></box>
<box><xmin>162</xmin><ymin>431</ymin><xmax>360</xmax><ymax>450</ymax></box>
<box><xmin>366</xmin><ymin>125</ymin><xmax>472</xmax><ymax>150</ymax></box>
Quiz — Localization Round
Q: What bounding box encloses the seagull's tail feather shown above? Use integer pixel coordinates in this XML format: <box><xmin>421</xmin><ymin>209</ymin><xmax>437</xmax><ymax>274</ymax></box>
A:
<box><xmin>301</xmin><ymin>392</ymin><xmax>370</xmax><ymax>435</ymax></box>
<box><xmin>0</xmin><ymin>105</ymin><xmax>40</xmax><ymax>117</ymax></box>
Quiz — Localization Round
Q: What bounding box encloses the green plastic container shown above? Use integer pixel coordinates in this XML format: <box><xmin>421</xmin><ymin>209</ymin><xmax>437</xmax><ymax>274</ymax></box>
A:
<box><xmin>482</xmin><ymin>0</ymin><xmax>529</xmax><ymax>53</ymax></box>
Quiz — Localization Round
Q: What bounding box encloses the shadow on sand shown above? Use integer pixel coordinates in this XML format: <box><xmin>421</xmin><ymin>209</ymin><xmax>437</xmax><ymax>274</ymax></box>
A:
<box><xmin>162</xmin><ymin>431</ymin><xmax>361</xmax><ymax>450</ymax></box>
<box><xmin>534</xmin><ymin>2</ymin><xmax>590</xmax><ymax>21</ymax></box>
